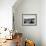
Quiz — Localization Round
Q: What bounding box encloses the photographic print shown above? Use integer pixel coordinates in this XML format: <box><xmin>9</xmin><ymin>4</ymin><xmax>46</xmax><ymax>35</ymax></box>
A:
<box><xmin>22</xmin><ymin>14</ymin><xmax>37</xmax><ymax>26</ymax></box>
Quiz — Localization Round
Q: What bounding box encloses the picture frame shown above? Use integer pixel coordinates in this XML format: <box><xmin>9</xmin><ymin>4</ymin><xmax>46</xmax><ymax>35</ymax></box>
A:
<box><xmin>22</xmin><ymin>14</ymin><xmax>37</xmax><ymax>26</ymax></box>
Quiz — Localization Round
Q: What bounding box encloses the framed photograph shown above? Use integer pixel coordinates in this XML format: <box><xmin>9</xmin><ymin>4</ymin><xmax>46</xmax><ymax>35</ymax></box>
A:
<box><xmin>22</xmin><ymin>14</ymin><xmax>37</xmax><ymax>26</ymax></box>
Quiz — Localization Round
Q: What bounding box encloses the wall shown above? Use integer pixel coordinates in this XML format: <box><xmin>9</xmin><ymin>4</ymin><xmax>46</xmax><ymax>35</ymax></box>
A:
<box><xmin>13</xmin><ymin>0</ymin><xmax>41</xmax><ymax>46</ymax></box>
<box><xmin>0</xmin><ymin>0</ymin><xmax>16</xmax><ymax>30</ymax></box>
<box><xmin>41</xmin><ymin>0</ymin><xmax>46</xmax><ymax>46</ymax></box>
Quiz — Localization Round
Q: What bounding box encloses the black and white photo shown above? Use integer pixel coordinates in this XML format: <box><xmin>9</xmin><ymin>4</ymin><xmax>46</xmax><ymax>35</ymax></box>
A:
<box><xmin>22</xmin><ymin>14</ymin><xmax>37</xmax><ymax>26</ymax></box>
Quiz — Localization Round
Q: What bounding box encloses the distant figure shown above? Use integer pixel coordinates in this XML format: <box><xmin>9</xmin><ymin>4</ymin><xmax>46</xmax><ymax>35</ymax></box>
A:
<box><xmin>4</xmin><ymin>28</ymin><xmax>7</xmax><ymax>31</ymax></box>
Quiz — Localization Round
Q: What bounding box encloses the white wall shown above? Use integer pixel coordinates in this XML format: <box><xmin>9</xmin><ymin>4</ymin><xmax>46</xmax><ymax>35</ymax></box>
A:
<box><xmin>13</xmin><ymin>0</ymin><xmax>41</xmax><ymax>46</ymax></box>
<box><xmin>41</xmin><ymin>0</ymin><xmax>46</xmax><ymax>46</ymax></box>
<box><xmin>0</xmin><ymin>0</ymin><xmax>16</xmax><ymax>30</ymax></box>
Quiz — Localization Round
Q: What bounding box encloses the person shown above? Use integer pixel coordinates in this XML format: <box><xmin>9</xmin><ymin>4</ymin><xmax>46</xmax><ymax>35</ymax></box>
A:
<box><xmin>15</xmin><ymin>34</ymin><xmax>22</xmax><ymax>46</ymax></box>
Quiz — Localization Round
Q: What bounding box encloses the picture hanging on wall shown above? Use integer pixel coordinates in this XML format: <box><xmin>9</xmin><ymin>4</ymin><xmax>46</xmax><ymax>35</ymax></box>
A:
<box><xmin>22</xmin><ymin>14</ymin><xmax>37</xmax><ymax>26</ymax></box>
